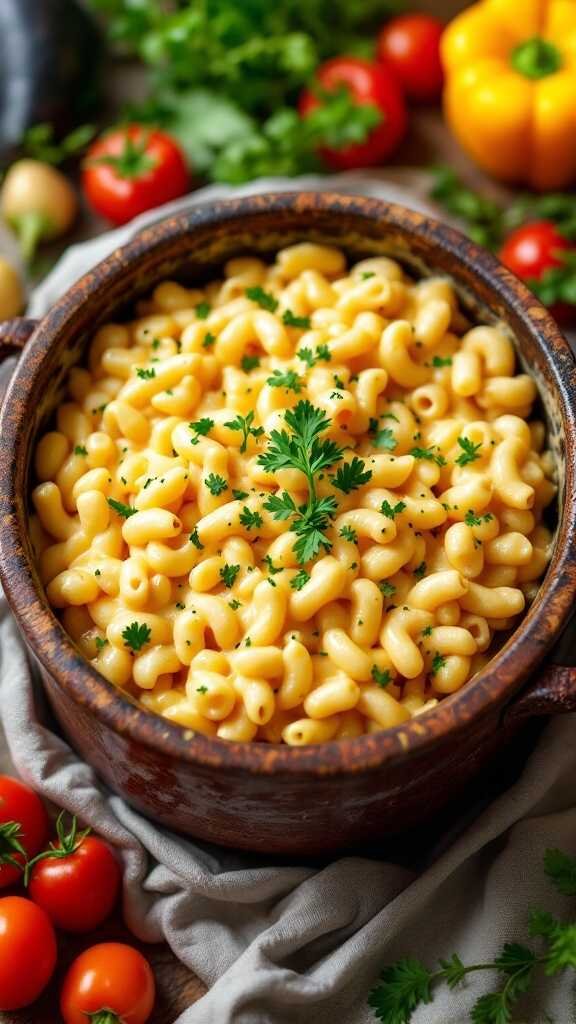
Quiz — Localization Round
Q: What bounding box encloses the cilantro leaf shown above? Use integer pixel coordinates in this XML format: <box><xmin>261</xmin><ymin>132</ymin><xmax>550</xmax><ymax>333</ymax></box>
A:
<box><xmin>205</xmin><ymin>473</ymin><xmax>228</xmax><ymax>496</ymax></box>
<box><xmin>239</xmin><ymin>506</ymin><xmax>263</xmax><ymax>531</ymax></box>
<box><xmin>339</xmin><ymin>525</ymin><xmax>357</xmax><ymax>543</ymax></box>
<box><xmin>410</xmin><ymin>445</ymin><xmax>447</xmax><ymax>467</ymax></box>
<box><xmin>371</xmin><ymin>666</ymin><xmax>392</xmax><ymax>688</ymax></box>
<box><xmin>331</xmin><ymin>456</ymin><xmax>372</xmax><ymax>494</ymax></box>
<box><xmin>264</xmin><ymin>491</ymin><xmax>298</xmax><ymax>521</ymax></box>
<box><xmin>245</xmin><ymin>286</ymin><xmax>278</xmax><ymax>312</ymax></box>
<box><xmin>297</xmin><ymin>343</ymin><xmax>331</xmax><ymax>367</ymax></box>
<box><xmin>380</xmin><ymin>499</ymin><xmax>406</xmax><ymax>520</ymax></box>
<box><xmin>241</xmin><ymin>353</ymin><xmax>261</xmax><ymax>372</ymax></box>
<box><xmin>374</xmin><ymin>428</ymin><xmax>397</xmax><ymax>451</ymax></box>
<box><xmin>220</xmin><ymin>563</ymin><xmax>240</xmax><ymax>588</ymax></box>
<box><xmin>455</xmin><ymin>436</ymin><xmax>482</xmax><ymax>467</ymax></box>
<box><xmin>122</xmin><ymin>621</ymin><xmax>151</xmax><ymax>652</ymax></box>
<box><xmin>290</xmin><ymin>569</ymin><xmax>310</xmax><ymax>591</ymax></box>
<box><xmin>544</xmin><ymin>849</ymin><xmax>576</xmax><ymax>896</ymax></box>
<box><xmin>189</xmin><ymin>417</ymin><xmax>214</xmax><ymax>444</ymax></box>
<box><xmin>232</xmin><ymin>488</ymin><xmax>249</xmax><ymax>500</ymax></box>
<box><xmin>368</xmin><ymin>959</ymin><xmax>434</xmax><ymax>1024</ymax></box>
<box><xmin>379</xmin><ymin>581</ymin><xmax>396</xmax><ymax>597</ymax></box>
<box><xmin>283</xmin><ymin>309</ymin><xmax>311</xmax><ymax>329</ymax></box>
<box><xmin>225</xmin><ymin>410</ymin><xmax>265</xmax><ymax>453</ymax></box>
<box><xmin>266</xmin><ymin>368</ymin><xmax>304</xmax><ymax>393</ymax></box>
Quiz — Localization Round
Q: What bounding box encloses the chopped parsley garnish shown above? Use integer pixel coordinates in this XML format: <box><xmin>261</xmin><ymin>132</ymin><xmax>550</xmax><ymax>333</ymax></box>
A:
<box><xmin>220</xmin><ymin>563</ymin><xmax>240</xmax><ymax>588</ymax></box>
<box><xmin>228</xmin><ymin>598</ymin><xmax>242</xmax><ymax>610</ymax></box>
<box><xmin>422</xmin><ymin>625</ymin><xmax>433</xmax><ymax>637</ymax></box>
<box><xmin>239</xmin><ymin>506</ymin><xmax>263</xmax><ymax>531</ymax></box>
<box><xmin>196</xmin><ymin>685</ymin><xmax>208</xmax><ymax>694</ymax></box>
<box><xmin>380</xmin><ymin>499</ymin><xmax>406</xmax><ymax>520</ymax></box>
<box><xmin>151</xmin><ymin>338</ymin><xmax>160</xmax><ymax>350</ymax></box>
<box><xmin>190</xmin><ymin>528</ymin><xmax>203</xmax><ymax>549</ymax></box>
<box><xmin>297</xmin><ymin>343</ymin><xmax>331</xmax><ymax>367</ymax></box>
<box><xmin>464</xmin><ymin>509</ymin><xmax>494</xmax><ymax>527</ymax></box>
<box><xmin>371</xmin><ymin>666</ymin><xmax>392</xmax><ymax>688</ymax></box>
<box><xmin>204</xmin><ymin>473</ymin><xmax>228</xmax><ymax>496</ymax></box>
<box><xmin>431</xmin><ymin>355</ymin><xmax>453</xmax><ymax>367</ymax></box>
<box><xmin>331</xmin><ymin>456</ymin><xmax>372</xmax><ymax>494</ymax></box>
<box><xmin>195</xmin><ymin>301</ymin><xmax>211</xmax><ymax>319</ymax></box>
<box><xmin>282</xmin><ymin>309</ymin><xmax>311</xmax><ymax>329</ymax></box>
<box><xmin>455</xmin><ymin>436</ymin><xmax>482</xmax><ymax>467</ymax></box>
<box><xmin>74</xmin><ymin>445</ymin><xmax>87</xmax><ymax>456</ymax></box>
<box><xmin>189</xmin><ymin>417</ymin><xmax>214</xmax><ymax>444</ymax></box>
<box><xmin>95</xmin><ymin>636</ymin><xmax>108</xmax><ymax>651</ymax></box>
<box><xmin>410</xmin><ymin>445</ymin><xmax>447</xmax><ymax>467</ymax></box>
<box><xmin>241</xmin><ymin>353</ymin><xmax>261</xmax><ymax>373</ymax></box>
<box><xmin>361</xmin><ymin>271</ymin><xmax>375</xmax><ymax>279</ymax></box>
<box><xmin>413</xmin><ymin>561</ymin><xmax>427</xmax><ymax>579</ymax></box>
<box><xmin>266</xmin><ymin>368</ymin><xmax>303</xmax><ymax>393</ymax></box>
<box><xmin>225</xmin><ymin>410</ymin><xmax>265</xmax><ymax>453</ymax></box>
<box><xmin>374</xmin><ymin>428</ymin><xmax>398</xmax><ymax>451</ymax></box>
<box><xmin>202</xmin><ymin>332</ymin><xmax>216</xmax><ymax>349</ymax></box>
<box><xmin>107</xmin><ymin>498</ymin><xmax>137</xmax><ymax>519</ymax></box>
<box><xmin>136</xmin><ymin>367</ymin><xmax>156</xmax><ymax>380</ymax></box>
<box><xmin>263</xmin><ymin>554</ymin><xmax>283</xmax><ymax>575</ymax></box>
<box><xmin>232</xmin><ymin>488</ymin><xmax>249</xmax><ymax>500</ymax></box>
<box><xmin>245</xmin><ymin>285</ymin><xmax>278</xmax><ymax>312</ymax></box>
<box><xmin>290</xmin><ymin>569</ymin><xmax>311</xmax><ymax>591</ymax></box>
<box><xmin>339</xmin><ymin>525</ymin><xmax>358</xmax><ymax>543</ymax></box>
<box><xmin>431</xmin><ymin>652</ymin><xmax>446</xmax><ymax>675</ymax></box>
<box><xmin>378</xmin><ymin>581</ymin><xmax>396</xmax><ymax>597</ymax></box>
<box><xmin>122</xmin><ymin>621</ymin><xmax>151</xmax><ymax>652</ymax></box>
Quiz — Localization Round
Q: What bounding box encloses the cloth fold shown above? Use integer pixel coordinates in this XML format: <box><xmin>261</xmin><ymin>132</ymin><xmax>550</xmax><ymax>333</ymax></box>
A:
<box><xmin>2</xmin><ymin>173</ymin><xmax>575</xmax><ymax>1024</ymax></box>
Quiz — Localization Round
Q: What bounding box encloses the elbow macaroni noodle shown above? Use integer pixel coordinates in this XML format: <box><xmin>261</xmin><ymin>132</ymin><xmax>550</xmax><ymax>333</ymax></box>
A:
<box><xmin>32</xmin><ymin>245</ymin><xmax>556</xmax><ymax>745</ymax></box>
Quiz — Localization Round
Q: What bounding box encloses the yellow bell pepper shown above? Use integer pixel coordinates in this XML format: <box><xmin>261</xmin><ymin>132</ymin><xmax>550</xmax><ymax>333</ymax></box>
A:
<box><xmin>442</xmin><ymin>0</ymin><xmax>576</xmax><ymax>190</ymax></box>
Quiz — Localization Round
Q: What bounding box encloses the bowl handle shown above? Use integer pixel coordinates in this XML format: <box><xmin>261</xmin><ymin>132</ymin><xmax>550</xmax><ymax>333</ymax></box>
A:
<box><xmin>0</xmin><ymin>317</ymin><xmax>38</xmax><ymax>362</ymax></box>
<box><xmin>506</xmin><ymin>664</ymin><xmax>576</xmax><ymax>721</ymax></box>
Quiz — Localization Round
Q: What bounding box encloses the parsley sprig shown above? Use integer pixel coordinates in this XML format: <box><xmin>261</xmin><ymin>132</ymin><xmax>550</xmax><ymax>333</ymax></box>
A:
<box><xmin>259</xmin><ymin>400</ymin><xmax>344</xmax><ymax>563</ymax></box>
<box><xmin>225</xmin><ymin>410</ymin><xmax>265</xmax><ymax>453</ymax></box>
<box><xmin>122</xmin><ymin>621</ymin><xmax>151</xmax><ymax>652</ymax></box>
<box><xmin>369</xmin><ymin>848</ymin><xmax>576</xmax><ymax>1024</ymax></box>
<box><xmin>455</xmin><ymin>436</ymin><xmax>482</xmax><ymax>467</ymax></box>
<box><xmin>266</xmin><ymin>368</ymin><xmax>303</xmax><ymax>393</ymax></box>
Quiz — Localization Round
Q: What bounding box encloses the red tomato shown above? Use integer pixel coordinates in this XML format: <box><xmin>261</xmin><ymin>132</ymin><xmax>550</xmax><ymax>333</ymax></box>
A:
<box><xmin>377</xmin><ymin>14</ymin><xmax>444</xmax><ymax>103</ymax></box>
<box><xmin>0</xmin><ymin>775</ymin><xmax>48</xmax><ymax>889</ymax></box>
<box><xmin>83</xmin><ymin>124</ymin><xmax>190</xmax><ymax>226</ymax></box>
<box><xmin>299</xmin><ymin>57</ymin><xmax>407</xmax><ymax>171</ymax></box>
<box><xmin>61</xmin><ymin>943</ymin><xmax>155</xmax><ymax>1024</ymax></box>
<box><xmin>0</xmin><ymin>896</ymin><xmax>57</xmax><ymax>1010</ymax></box>
<box><xmin>29</xmin><ymin>833</ymin><xmax>121</xmax><ymax>933</ymax></box>
<box><xmin>499</xmin><ymin>220</ymin><xmax>574</xmax><ymax>324</ymax></box>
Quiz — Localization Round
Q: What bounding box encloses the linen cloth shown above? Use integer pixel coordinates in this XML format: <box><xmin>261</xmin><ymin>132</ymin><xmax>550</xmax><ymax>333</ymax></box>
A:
<box><xmin>2</xmin><ymin>172</ymin><xmax>576</xmax><ymax>1024</ymax></box>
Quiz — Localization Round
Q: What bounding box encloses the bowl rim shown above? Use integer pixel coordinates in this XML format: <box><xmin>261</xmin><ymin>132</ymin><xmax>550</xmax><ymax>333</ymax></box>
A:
<box><xmin>1</xmin><ymin>189</ymin><xmax>576</xmax><ymax>777</ymax></box>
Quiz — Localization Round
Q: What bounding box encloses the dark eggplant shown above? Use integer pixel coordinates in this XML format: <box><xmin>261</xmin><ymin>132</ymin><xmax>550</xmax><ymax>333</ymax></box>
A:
<box><xmin>0</xmin><ymin>0</ymin><xmax>103</xmax><ymax>167</ymax></box>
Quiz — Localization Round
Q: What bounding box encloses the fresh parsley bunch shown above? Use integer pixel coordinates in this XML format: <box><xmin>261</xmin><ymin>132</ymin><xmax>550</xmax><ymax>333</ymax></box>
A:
<box><xmin>369</xmin><ymin>848</ymin><xmax>576</xmax><ymax>1024</ymax></box>
<box><xmin>88</xmin><ymin>0</ymin><xmax>401</xmax><ymax>182</ymax></box>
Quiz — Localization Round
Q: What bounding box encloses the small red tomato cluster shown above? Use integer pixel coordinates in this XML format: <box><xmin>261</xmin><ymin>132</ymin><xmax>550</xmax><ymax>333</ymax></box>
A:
<box><xmin>0</xmin><ymin>775</ymin><xmax>155</xmax><ymax>1021</ymax></box>
<box><xmin>299</xmin><ymin>14</ymin><xmax>445</xmax><ymax>173</ymax></box>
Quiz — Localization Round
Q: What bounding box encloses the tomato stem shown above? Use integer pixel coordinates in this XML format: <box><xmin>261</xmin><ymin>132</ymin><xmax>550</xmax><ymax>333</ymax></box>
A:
<box><xmin>89</xmin><ymin>1011</ymin><xmax>122</xmax><ymax>1024</ymax></box>
<box><xmin>23</xmin><ymin>811</ymin><xmax>90</xmax><ymax>885</ymax></box>
<box><xmin>511</xmin><ymin>37</ymin><xmax>562</xmax><ymax>79</ymax></box>
<box><xmin>89</xmin><ymin>132</ymin><xmax>156</xmax><ymax>180</ymax></box>
<box><xmin>13</xmin><ymin>212</ymin><xmax>54</xmax><ymax>263</ymax></box>
<box><xmin>0</xmin><ymin>821</ymin><xmax>25</xmax><ymax>870</ymax></box>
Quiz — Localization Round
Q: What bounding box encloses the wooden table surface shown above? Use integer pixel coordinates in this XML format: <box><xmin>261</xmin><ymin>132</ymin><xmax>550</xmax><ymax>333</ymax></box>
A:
<box><xmin>0</xmin><ymin>4</ymin><xmax>521</xmax><ymax>1018</ymax></box>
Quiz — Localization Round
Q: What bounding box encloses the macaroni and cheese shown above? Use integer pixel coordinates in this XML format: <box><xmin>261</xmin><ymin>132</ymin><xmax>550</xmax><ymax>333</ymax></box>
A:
<box><xmin>31</xmin><ymin>244</ymin><xmax>556</xmax><ymax>744</ymax></box>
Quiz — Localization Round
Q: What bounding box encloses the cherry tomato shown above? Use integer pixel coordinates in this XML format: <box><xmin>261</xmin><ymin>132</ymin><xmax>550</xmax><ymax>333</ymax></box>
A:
<box><xmin>377</xmin><ymin>14</ymin><xmax>444</xmax><ymax>103</ymax></box>
<box><xmin>499</xmin><ymin>220</ymin><xmax>574</xmax><ymax>324</ymax></box>
<box><xmin>61</xmin><ymin>943</ymin><xmax>155</xmax><ymax>1024</ymax></box>
<box><xmin>0</xmin><ymin>896</ymin><xmax>57</xmax><ymax>1010</ymax></box>
<box><xmin>29</xmin><ymin>829</ymin><xmax>121</xmax><ymax>933</ymax></box>
<box><xmin>0</xmin><ymin>775</ymin><xmax>48</xmax><ymax>889</ymax></box>
<box><xmin>83</xmin><ymin>124</ymin><xmax>190</xmax><ymax>226</ymax></box>
<box><xmin>299</xmin><ymin>57</ymin><xmax>407</xmax><ymax>171</ymax></box>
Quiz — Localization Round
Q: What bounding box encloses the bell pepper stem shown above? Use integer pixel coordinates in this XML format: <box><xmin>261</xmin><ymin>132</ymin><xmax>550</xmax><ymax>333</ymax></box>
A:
<box><xmin>13</xmin><ymin>211</ymin><xmax>53</xmax><ymax>263</ymax></box>
<box><xmin>511</xmin><ymin>37</ymin><xmax>562</xmax><ymax>79</ymax></box>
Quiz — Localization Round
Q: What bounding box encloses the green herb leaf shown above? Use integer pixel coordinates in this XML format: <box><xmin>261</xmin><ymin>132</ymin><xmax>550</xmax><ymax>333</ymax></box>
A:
<box><xmin>74</xmin><ymin>445</ymin><xmax>88</xmax><ymax>456</ymax></box>
<box><xmin>431</xmin><ymin>652</ymin><xmax>446</xmax><ymax>675</ymax></box>
<box><xmin>410</xmin><ymin>446</ymin><xmax>447</xmax><ymax>467</ymax></box>
<box><xmin>189</xmin><ymin>417</ymin><xmax>214</xmax><ymax>444</ymax></box>
<box><xmin>205</xmin><ymin>473</ymin><xmax>228</xmax><ymax>496</ymax></box>
<box><xmin>464</xmin><ymin>510</ymin><xmax>494</xmax><ymax>527</ymax></box>
<box><xmin>107</xmin><ymin>498</ymin><xmax>137</xmax><ymax>519</ymax></box>
<box><xmin>545</xmin><ymin>849</ymin><xmax>576</xmax><ymax>896</ymax></box>
<box><xmin>378</xmin><ymin>581</ymin><xmax>396</xmax><ymax>597</ymax></box>
<box><xmin>190</xmin><ymin>528</ymin><xmax>203</xmax><ymax>550</ymax></box>
<box><xmin>290</xmin><ymin>569</ymin><xmax>311</xmax><ymax>591</ymax></box>
<box><xmin>455</xmin><ymin>436</ymin><xmax>482</xmax><ymax>467</ymax></box>
<box><xmin>371</xmin><ymin>666</ymin><xmax>391</xmax><ymax>688</ymax></box>
<box><xmin>225</xmin><ymin>410</ymin><xmax>265</xmax><ymax>453</ymax></box>
<box><xmin>431</xmin><ymin>355</ymin><xmax>453</xmax><ymax>367</ymax></box>
<box><xmin>241</xmin><ymin>354</ymin><xmax>261</xmax><ymax>372</ymax></box>
<box><xmin>374</xmin><ymin>428</ymin><xmax>397</xmax><ymax>451</ymax></box>
<box><xmin>122</xmin><ymin>621</ymin><xmax>151</xmax><ymax>652</ymax></box>
<box><xmin>239</xmin><ymin>505</ymin><xmax>263</xmax><ymax>531</ymax></box>
<box><xmin>245</xmin><ymin>286</ymin><xmax>278</xmax><ymax>312</ymax></box>
<box><xmin>266</xmin><ymin>368</ymin><xmax>304</xmax><ymax>393</ymax></box>
<box><xmin>368</xmin><ymin>959</ymin><xmax>434</xmax><ymax>1024</ymax></box>
<box><xmin>332</xmin><ymin>456</ymin><xmax>372</xmax><ymax>494</ymax></box>
<box><xmin>202</xmin><ymin>332</ymin><xmax>216</xmax><ymax>348</ymax></box>
<box><xmin>283</xmin><ymin>309</ymin><xmax>311</xmax><ymax>329</ymax></box>
<box><xmin>339</xmin><ymin>525</ymin><xmax>358</xmax><ymax>543</ymax></box>
<box><xmin>136</xmin><ymin>367</ymin><xmax>156</xmax><ymax>379</ymax></box>
<box><xmin>220</xmin><ymin>563</ymin><xmax>240</xmax><ymax>588</ymax></box>
<box><xmin>196</xmin><ymin>301</ymin><xmax>211</xmax><ymax>320</ymax></box>
<box><xmin>380</xmin><ymin>499</ymin><xmax>406</xmax><ymax>520</ymax></box>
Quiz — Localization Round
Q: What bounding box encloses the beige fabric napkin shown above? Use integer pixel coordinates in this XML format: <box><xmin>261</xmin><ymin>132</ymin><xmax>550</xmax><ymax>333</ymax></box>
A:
<box><xmin>2</xmin><ymin>173</ymin><xmax>575</xmax><ymax>1024</ymax></box>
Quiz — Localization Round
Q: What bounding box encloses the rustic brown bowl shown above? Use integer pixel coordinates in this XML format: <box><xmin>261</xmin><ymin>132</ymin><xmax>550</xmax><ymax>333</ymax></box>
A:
<box><xmin>1</xmin><ymin>192</ymin><xmax>576</xmax><ymax>855</ymax></box>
